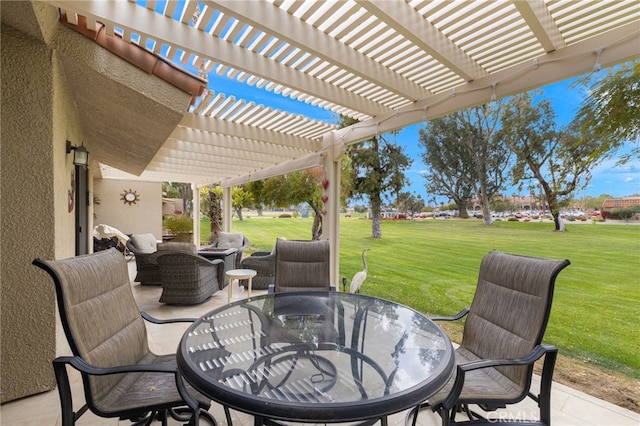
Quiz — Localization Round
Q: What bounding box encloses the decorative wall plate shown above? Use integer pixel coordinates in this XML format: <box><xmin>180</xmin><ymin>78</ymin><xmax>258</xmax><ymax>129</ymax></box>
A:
<box><xmin>121</xmin><ymin>189</ymin><xmax>140</xmax><ymax>205</ymax></box>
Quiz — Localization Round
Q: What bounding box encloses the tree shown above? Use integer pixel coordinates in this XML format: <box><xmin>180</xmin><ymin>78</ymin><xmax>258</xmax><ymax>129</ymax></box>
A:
<box><xmin>342</xmin><ymin>116</ymin><xmax>411</xmax><ymax>238</ymax></box>
<box><xmin>231</xmin><ymin>186</ymin><xmax>252</xmax><ymax>221</ymax></box>
<box><xmin>420</xmin><ymin>120</ymin><xmax>474</xmax><ymax>218</ymax></box>
<box><xmin>201</xmin><ymin>185</ymin><xmax>222</xmax><ymax>242</ymax></box>
<box><xmin>419</xmin><ymin>104</ymin><xmax>510</xmax><ymax>224</ymax></box>
<box><xmin>245</xmin><ymin>180</ymin><xmax>266</xmax><ymax>216</ymax></box>
<box><xmin>262</xmin><ymin>168</ymin><xmax>325</xmax><ymax>240</ymax></box>
<box><xmin>575</xmin><ymin>61</ymin><xmax>640</xmax><ymax>163</ymax></box>
<box><xmin>396</xmin><ymin>191</ymin><xmax>425</xmax><ymax>216</ymax></box>
<box><xmin>499</xmin><ymin>91</ymin><xmax>603</xmax><ymax>231</ymax></box>
<box><xmin>347</xmin><ymin>133</ymin><xmax>412</xmax><ymax>237</ymax></box>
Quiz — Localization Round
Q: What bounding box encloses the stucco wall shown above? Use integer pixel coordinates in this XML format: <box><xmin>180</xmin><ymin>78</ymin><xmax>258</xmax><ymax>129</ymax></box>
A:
<box><xmin>93</xmin><ymin>179</ymin><xmax>163</xmax><ymax>239</ymax></box>
<box><xmin>1</xmin><ymin>26</ymin><xmax>58</xmax><ymax>402</ymax></box>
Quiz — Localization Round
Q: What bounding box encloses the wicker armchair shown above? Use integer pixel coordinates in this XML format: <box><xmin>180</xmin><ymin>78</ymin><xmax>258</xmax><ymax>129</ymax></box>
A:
<box><xmin>32</xmin><ymin>249</ymin><xmax>220</xmax><ymax>425</ymax></box>
<box><xmin>156</xmin><ymin>252</ymin><xmax>225</xmax><ymax>305</ymax></box>
<box><xmin>126</xmin><ymin>233</ymin><xmax>195</xmax><ymax>285</ymax></box>
<box><xmin>238</xmin><ymin>240</ymin><xmax>282</xmax><ymax>290</ymax></box>
<box><xmin>406</xmin><ymin>250</ymin><xmax>570</xmax><ymax>426</ymax></box>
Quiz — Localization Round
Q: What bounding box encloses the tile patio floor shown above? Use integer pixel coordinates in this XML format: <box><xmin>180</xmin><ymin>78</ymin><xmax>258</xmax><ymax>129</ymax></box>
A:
<box><xmin>1</xmin><ymin>261</ymin><xmax>638</xmax><ymax>426</ymax></box>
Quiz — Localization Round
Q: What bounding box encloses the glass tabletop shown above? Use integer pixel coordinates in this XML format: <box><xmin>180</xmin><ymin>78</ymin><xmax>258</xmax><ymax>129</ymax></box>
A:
<box><xmin>177</xmin><ymin>291</ymin><xmax>454</xmax><ymax>423</ymax></box>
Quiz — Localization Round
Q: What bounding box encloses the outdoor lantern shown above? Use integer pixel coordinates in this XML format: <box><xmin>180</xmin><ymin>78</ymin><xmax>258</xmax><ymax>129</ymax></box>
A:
<box><xmin>66</xmin><ymin>140</ymin><xmax>89</xmax><ymax>167</ymax></box>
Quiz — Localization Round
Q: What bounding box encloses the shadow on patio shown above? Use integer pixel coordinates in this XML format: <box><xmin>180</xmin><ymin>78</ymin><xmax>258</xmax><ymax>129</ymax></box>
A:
<box><xmin>1</xmin><ymin>261</ymin><xmax>638</xmax><ymax>426</ymax></box>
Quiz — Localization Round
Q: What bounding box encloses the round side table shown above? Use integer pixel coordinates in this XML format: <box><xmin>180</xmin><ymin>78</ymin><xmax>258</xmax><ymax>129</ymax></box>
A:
<box><xmin>225</xmin><ymin>269</ymin><xmax>257</xmax><ymax>303</ymax></box>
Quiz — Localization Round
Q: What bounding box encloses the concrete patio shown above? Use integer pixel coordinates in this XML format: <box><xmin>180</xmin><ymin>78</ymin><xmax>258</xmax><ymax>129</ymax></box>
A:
<box><xmin>1</xmin><ymin>261</ymin><xmax>638</xmax><ymax>426</ymax></box>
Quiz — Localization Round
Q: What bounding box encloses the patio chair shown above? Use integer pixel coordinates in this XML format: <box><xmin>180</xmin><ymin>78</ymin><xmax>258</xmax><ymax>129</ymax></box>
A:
<box><xmin>203</xmin><ymin>232</ymin><xmax>250</xmax><ymax>269</ymax></box>
<box><xmin>156</xmin><ymin>252</ymin><xmax>225</xmax><ymax>304</ymax></box>
<box><xmin>270</xmin><ymin>239</ymin><xmax>333</xmax><ymax>293</ymax></box>
<box><xmin>238</xmin><ymin>238</ymin><xmax>284</xmax><ymax>290</ymax></box>
<box><xmin>126</xmin><ymin>233</ymin><xmax>195</xmax><ymax>285</ymax></box>
<box><xmin>32</xmin><ymin>248</ymin><xmax>220</xmax><ymax>426</ymax></box>
<box><xmin>406</xmin><ymin>250</ymin><xmax>570</xmax><ymax>426</ymax></box>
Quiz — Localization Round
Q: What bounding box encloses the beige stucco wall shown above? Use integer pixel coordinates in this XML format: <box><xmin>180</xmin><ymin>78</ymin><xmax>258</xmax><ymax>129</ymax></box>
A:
<box><xmin>93</xmin><ymin>179</ymin><xmax>163</xmax><ymax>239</ymax></box>
<box><xmin>1</xmin><ymin>24</ymin><xmax>81</xmax><ymax>402</ymax></box>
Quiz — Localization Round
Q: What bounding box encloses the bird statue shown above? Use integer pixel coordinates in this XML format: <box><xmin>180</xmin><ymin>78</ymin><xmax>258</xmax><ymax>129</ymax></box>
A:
<box><xmin>349</xmin><ymin>248</ymin><xmax>370</xmax><ymax>293</ymax></box>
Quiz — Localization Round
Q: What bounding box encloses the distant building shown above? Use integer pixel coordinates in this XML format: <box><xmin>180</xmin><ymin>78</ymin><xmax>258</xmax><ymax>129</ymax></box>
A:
<box><xmin>602</xmin><ymin>197</ymin><xmax>640</xmax><ymax>209</ymax></box>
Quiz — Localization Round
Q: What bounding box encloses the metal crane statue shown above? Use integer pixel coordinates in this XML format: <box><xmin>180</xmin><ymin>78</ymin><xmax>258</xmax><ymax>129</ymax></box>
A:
<box><xmin>349</xmin><ymin>248</ymin><xmax>370</xmax><ymax>294</ymax></box>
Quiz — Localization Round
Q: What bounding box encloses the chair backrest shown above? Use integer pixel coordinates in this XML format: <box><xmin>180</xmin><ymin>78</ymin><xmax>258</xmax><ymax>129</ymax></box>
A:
<box><xmin>156</xmin><ymin>252</ymin><xmax>222</xmax><ymax>304</ymax></box>
<box><xmin>461</xmin><ymin>250</ymin><xmax>570</xmax><ymax>390</ymax></box>
<box><xmin>157</xmin><ymin>252</ymin><xmax>210</xmax><ymax>283</ymax></box>
<box><xmin>33</xmin><ymin>249</ymin><xmax>149</xmax><ymax>407</ymax></box>
<box><xmin>274</xmin><ymin>239</ymin><xmax>331</xmax><ymax>292</ymax></box>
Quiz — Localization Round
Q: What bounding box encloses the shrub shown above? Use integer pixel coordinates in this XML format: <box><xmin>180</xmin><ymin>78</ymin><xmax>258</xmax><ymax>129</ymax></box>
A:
<box><xmin>279</xmin><ymin>213</ymin><xmax>292</xmax><ymax>218</ymax></box>
<box><xmin>605</xmin><ymin>206</ymin><xmax>640</xmax><ymax>220</ymax></box>
<box><xmin>163</xmin><ymin>215</ymin><xmax>193</xmax><ymax>234</ymax></box>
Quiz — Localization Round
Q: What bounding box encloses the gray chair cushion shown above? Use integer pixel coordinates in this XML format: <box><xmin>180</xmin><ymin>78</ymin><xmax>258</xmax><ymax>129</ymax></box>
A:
<box><xmin>129</xmin><ymin>233</ymin><xmax>157</xmax><ymax>254</ymax></box>
<box><xmin>216</xmin><ymin>232</ymin><xmax>244</xmax><ymax>249</ymax></box>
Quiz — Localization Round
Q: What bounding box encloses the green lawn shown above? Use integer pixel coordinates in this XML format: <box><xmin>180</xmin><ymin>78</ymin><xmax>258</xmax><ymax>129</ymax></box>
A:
<box><xmin>202</xmin><ymin>215</ymin><xmax>640</xmax><ymax>379</ymax></box>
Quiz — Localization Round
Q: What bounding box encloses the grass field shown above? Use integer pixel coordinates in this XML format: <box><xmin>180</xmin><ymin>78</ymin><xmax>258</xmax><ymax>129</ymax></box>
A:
<box><xmin>201</xmin><ymin>214</ymin><xmax>640</xmax><ymax>379</ymax></box>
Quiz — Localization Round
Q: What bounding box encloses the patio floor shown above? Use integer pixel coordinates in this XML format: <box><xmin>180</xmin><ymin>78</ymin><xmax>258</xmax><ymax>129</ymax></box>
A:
<box><xmin>1</xmin><ymin>261</ymin><xmax>638</xmax><ymax>426</ymax></box>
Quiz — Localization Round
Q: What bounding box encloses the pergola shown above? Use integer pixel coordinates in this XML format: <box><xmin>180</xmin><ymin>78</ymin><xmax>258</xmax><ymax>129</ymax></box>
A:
<box><xmin>35</xmin><ymin>1</ymin><xmax>640</xmax><ymax>278</ymax></box>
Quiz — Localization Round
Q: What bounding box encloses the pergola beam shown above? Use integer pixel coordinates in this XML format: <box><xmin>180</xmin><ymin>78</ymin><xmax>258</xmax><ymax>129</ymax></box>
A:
<box><xmin>210</xmin><ymin>0</ymin><xmax>432</xmax><ymax>101</ymax></box>
<box><xmin>335</xmin><ymin>20</ymin><xmax>640</xmax><ymax>146</ymax></box>
<box><xmin>356</xmin><ymin>0</ymin><xmax>487</xmax><ymax>82</ymax></box>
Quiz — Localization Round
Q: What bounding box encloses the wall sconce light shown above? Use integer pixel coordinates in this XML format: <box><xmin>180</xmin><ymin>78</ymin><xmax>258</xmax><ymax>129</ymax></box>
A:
<box><xmin>66</xmin><ymin>141</ymin><xmax>89</xmax><ymax>167</ymax></box>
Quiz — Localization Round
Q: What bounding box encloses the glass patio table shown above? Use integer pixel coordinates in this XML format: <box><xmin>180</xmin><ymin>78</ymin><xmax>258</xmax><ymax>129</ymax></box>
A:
<box><xmin>177</xmin><ymin>291</ymin><xmax>454</xmax><ymax>425</ymax></box>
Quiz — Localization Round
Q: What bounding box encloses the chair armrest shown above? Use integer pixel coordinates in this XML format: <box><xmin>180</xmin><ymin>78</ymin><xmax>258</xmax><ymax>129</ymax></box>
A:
<box><xmin>140</xmin><ymin>311</ymin><xmax>197</xmax><ymax>323</ymax></box>
<box><xmin>193</xmin><ymin>255</ymin><xmax>224</xmax><ymax>267</ymax></box>
<box><xmin>458</xmin><ymin>344</ymin><xmax>554</xmax><ymax>372</ymax></box>
<box><xmin>54</xmin><ymin>355</ymin><xmax>177</xmax><ymax>376</ymax></box>
<box><xmin>440</xmin><ymin>344</ymin><xmax>557</xmax><ymax>411</ymax></box>
<box><xmin>430</xmin><ymin>308</ymin><xmax>469</xmax><ymax>322</ymax></box>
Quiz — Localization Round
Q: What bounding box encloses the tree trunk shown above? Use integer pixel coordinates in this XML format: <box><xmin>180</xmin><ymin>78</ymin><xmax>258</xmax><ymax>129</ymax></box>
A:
<box><xmin>207</xmin><ymin>189</ymin><xmax>223</xmax><ymax>243</ymax></box>
<box><xmin>480</xmin><ymin>195</ymin><xmax>493</xmax><ymax>226</ymax></box>
<box><xmin>309</xmin><ymin>202</ymin><xmax>323</xmax><ymax>240</ymax></box>
<box><xmin>371</xmin><ymin>197</ymin><xmax>382</xmax><ymax>238</ymax></box>
<box><xmin>454</xmin><ymin>198</ymin><xmax>469</xmax><ymax>218</ymax></box>
<box><xmin>546</xmin><ymin>192</ymin><xmax>566</xmax><ymax>232</ymax></box>
<box><xmin>236</xmin><ymin>208</ymin><xmax>243</xmax><ymax>221</ymax></box>
<box><xmin>553</xmin><ymin>213</ymin><xmax>566</xmax><ymax>231</ymax></box>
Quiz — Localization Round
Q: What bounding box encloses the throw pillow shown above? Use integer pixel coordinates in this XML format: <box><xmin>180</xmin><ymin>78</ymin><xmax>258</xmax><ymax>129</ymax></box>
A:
<box><xmin>131</xmin><ymin>233</ymin><xmax>157</xmax><ymax>254</ymax></box>
<box><xmin>217</xmin><ymin>232</ymin><xmax>244</xmax><ymax>249</ymax></box>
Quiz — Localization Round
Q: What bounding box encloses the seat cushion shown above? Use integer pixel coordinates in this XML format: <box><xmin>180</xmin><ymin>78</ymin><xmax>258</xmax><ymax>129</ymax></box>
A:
<box><xmin>130</xmin><ymin>234</ymin><xmax>158</xmax><ymax>254</ymax></box>
<box><xmin>216</xmin><ymin>232</ymin><xmax>244</xmax><ymax>249</ymax></box>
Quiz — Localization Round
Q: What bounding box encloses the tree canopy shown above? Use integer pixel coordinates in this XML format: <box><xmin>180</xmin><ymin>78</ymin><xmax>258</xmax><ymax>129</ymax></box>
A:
<box><xmin>575</xmin><ymin>60</ymin><xmax>640</xmax><ymax>163</ymax></box>
<box><xmin>342</xmin><ymin>116</ymin><xmax>412</xmax><ymax>238</ymax></box>
<box><xmin>419</xmin><ymin>103</ymin><xmax>509</xmax><ymax>224</ymax></box>
<box><xmin>499</xmin><ymin>91</ymin><xmax>603</xmax><ymax>231</ymax></box>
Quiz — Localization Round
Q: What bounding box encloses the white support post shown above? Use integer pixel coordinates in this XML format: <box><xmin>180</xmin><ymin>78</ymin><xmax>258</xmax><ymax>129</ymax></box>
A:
<box><xmin>323</xmin><ymin>132</ymin><xmax>342</xmax><ymax>287</ymax></box>
<box><xmin>223</xmin><ymin>186</ymin><xmax>232</xmax><ymax>231</ymax></box>
<box><xmin>192</xmin><ymin>184</ymin><xmax>200</xmax><ymax>247</ymax></box>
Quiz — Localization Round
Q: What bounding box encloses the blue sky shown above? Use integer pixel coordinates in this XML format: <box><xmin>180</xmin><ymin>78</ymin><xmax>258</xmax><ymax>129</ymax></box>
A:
<box><xmin>203</xmin><ymin>67</ymin><xmax>639</xmax><ymax>203</ymax></box>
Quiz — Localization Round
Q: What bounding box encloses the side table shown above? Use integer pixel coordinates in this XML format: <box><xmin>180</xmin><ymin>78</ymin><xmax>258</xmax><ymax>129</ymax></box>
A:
<box><xmin>225</xmin><ymin>269</ymin><xmax>257</xmax><ymax>303</ymax></box>
<box><xmin>197</xmin><ymin>247</ymin><xmax>238</xmax><ymax>286</ymax></box>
